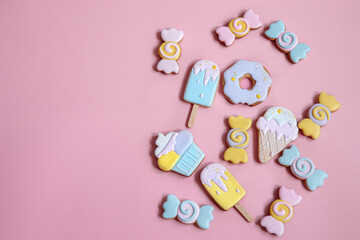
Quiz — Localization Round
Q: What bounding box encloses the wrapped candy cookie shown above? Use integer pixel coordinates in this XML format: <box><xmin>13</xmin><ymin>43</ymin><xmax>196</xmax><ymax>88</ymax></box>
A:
<box><xmin>223</xmin><ymin>115</ymin><xmax>252</xmax><ymax>164</ymax></box>
<box><xmin>156</xmin><ymin>28</ymin><xmax>184</xmax><ymax>74</ymax></box>
<box><xmin>216</xmin><ymin>9</ymin><xmax>262</xmax><ymax>47</ymax></box>
<box><xmin>279</xmin><ymin>145</ymin><xmax>328</xmax><ymax>191</ymax></box>
<box><xmin>154</xmin><ymin>130</ymin><xmax>205</xmax><ymax>176</ymax></box>
<box><xmin>265</xmin><ymin>20</ymin><xmax>310</xmax><ymax>63</ymax></box>
<box><xmin>298</xmin><ymin>92</ymin><xmax>341</xmax><ymax>139</ymax></box>
<box><xmin>162</xmin><ymin>194</ymin><xmax>214</xmax><ymax>230</ymax></box>
<box><xmin>260</xmin><ymin>186</ymin><xmax>302</xmax><ymax>236</ymax></box>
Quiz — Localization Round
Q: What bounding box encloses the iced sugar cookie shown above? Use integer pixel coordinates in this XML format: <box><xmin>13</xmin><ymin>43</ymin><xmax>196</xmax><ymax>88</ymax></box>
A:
<box><xmin>260</xmin><ymin>186</ymin><xmax>302</xmax><ymax>236</ymax></box>
<box><xmin>216</xmin><ymin>9</ymin><xmax>262</xmax><ymax>47</ymax></box>
<box><xmin>265</xmin><ymin>20</ymin><xmax>310</xmax><ymax>63</ymax></box>
<box><xmin>256</xmin><ymin>107</ymin><xmax>298</xmax><ymax>163</ymax></box>
<box><xmin>154</xmin><ymin>130</ymin><xmax>205</xmax><ymax>176</ymax></box>
<box><xmin>162</xmin><ymin>194</ymin><xmax>214</xmax><ymax>230</ymax></box>
<box><xmin>223</xmin><ymin>60</ymin><xmax>272</xmax><ymax>106</ymax></box>
<box><xmin>223</xmin><ymin>116</ymin><xmax>252</xmax><ymax>164</ymax></box>
<box><xmin>200</xmin><ymin>163</ymin><xmax>253</xmax><ymax>222</ymax></box>
<box><xmin>157</xmin><ymin>28</ymin><xmax>184</xmax><ymax>74</ymax></box>
<box><xmin>183</xmin><ymin>60</ymin><xmax>220</xmax><ymax>128</ymax></box>
<box><xmin>279</xmin><ymin>145</ymin><xmax>328</xmax><ymax>191</ymax></box>
<box><xmin>298</xmin><ymin>92</ymin><xmax>341</xmax><ymax>139</ymax></box>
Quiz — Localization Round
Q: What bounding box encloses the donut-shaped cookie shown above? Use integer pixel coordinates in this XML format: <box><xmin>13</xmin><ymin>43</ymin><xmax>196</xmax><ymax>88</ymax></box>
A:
<box><xmin>223</xmin><ymin>60</ymin><xmax>272</xmax><ymax>106</ymax></box>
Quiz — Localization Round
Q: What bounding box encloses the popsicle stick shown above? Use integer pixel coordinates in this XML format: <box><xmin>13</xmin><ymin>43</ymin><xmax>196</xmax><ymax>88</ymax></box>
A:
<box><xmin>234</xmin><ymin>202</ymin><xmax>253</xmax><ymax>222</ymax></box>
<box><xmin>187</xmin><ymin>104</ymin><xmax>199</xmax><ymax>128</ymax></box>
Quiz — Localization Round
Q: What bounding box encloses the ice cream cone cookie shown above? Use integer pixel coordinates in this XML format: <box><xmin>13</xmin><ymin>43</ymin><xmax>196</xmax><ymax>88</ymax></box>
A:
<box><xmin>183</xmin><ymin>60</ymin><xmax>220</xmax><ymax>128</ymax></box>
<box><xmin>156</xmin><ymin>28</ymin><xmax>184</xmax><ymax>74</ymax></box>
<box><xmin>223</xmin><ymin>60</ymin><xmax>272</xmax><ymax>106</ymax></box>
<box><xmin>223</xmin><ymin>116</ymin><xmax>252</xmax><ymax>164</ymax></box>
<box><xmin>298</xmin><ymin>92</ymin><xmax>341</xmax><ymax>139</ymax></box>
<box><xmin>265</xmin><ymin>20</ymin><xmax>310</xmax><ymax>63</ymax></box>
<box><xmin>154</xmin><ymin>130</ymin><xmax>205</xmax><ymax>177</ymax></box>
<box><xmin>162</xmin><ymin>194</ymin><xmax>214</xmax><ymax>230</ymax></box>
<box><xmin>260</xmin><ymin>186</ymin><xmax>302</xmax><ymax>236</ymax></box>
<box><xmin>256</xmin><ymin>107</ymin><xmax>298</xmax><ymax>164</ymax></box>
<box><xmin>279</xmin><ymin>145</ymin><xmax>328</xmax><ymax>191</ymax></box>
<box><xmin>216</xmin><ymin>9</ymin><xmax>262</xmax><ymax>47</ymax></box>
<box><xmin>200</xmin><ymin>163</ymin><xmax>253</xmax><ymax>222</ymax></box>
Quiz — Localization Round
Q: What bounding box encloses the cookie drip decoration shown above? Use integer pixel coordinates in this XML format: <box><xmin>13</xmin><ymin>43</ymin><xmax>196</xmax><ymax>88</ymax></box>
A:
<box><xmin>279</xmin><ymin>145</ymin><xmax>328</xmax><ymax>191</ymax></box>
<box><xmin>298</xmin><ymin>92</ymin><xmax>341</xmax><ymax>139</ymax></box>
<box><xmin>200</xmin><ymin>163</ymin><xmax>253</xmax><ymax>222</ymax></box>
<box><xmin>256</xmin><ymin>107</ymin><xmax>298</xmax><ymax>164</ymax></box>
<box><xmin>154</xmin><ymin>130</ymin><xmax>205</xmax><ymax>176</ymax></box>
<box><xmin>260</xmin><ymin>186</ymin><xmax>302</xmax><ymax>236</ymax></box>
<box><xmin>216</xmin><ymin>9</ymin><xmax>262</xmax><ymax>47</ymax></box>
<box><xmin>265</xmin><ymin>20</ymin><xmax>310</xmax><ymax>63</ymax></box>
<box><xmin>162</xmin><ymin>194</ymin><xmax>214</xmax><ymax>230</ymax></box>
<box><xmin>156</xmin><ymin>28</ymin><xmax>184</xmax><ymax>74</ymax></box>
<box><xmin>223</xmin><ymin>116</ymin><xmax>252</xmax><ymax>164</ymax></box>
<box><xmin>183</xmin><ymin>60</ymin><xmax>220</xmax><ymax>128</ymax></box>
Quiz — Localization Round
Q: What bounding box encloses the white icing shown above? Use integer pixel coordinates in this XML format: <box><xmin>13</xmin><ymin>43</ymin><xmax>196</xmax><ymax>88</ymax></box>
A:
<box><xmin>236</xmin><ymin>188</ymin><xmax>240</xmax><ymax>193</ymax></box>
<box><xmin>216</xmin><ymin>191</ymin><xmax>220</xmax><ymax>195</ymax></box>
<box><xmin>154</xmin><ymin>132</ymin><xmax>178</xmax><ymax>157</ymax></box>
<box><xmin>264</xmin><ymin>107</ymin><xmax>297</xmax><ymax>127</ymax></box>
<box><xmin>193</xmin><ymin>60</ymin><xmax>220</xmax><ymax>86</ymax></box>
<box><xmin>201</xmin><ymin>163</ymin><xmax>228</xmax><ymax>192</ymax></box>
<box><xmin>157</xmin><ymin>59</ymin><xmax>179</xmax><ymax>74</ymax></box>
<box><xmin>159</xmin><ymin>42</ymin><xmax>180</xmax><ymax>60</ymax></box>
<box><xmin>161</xmin><ymin>28</ymin><xmax>184</xmax><ymax>43</ymax></box>
<box><xmin>199</xmin><ymin>93</ymin><xmax>204</xmax><ymax>98</ymax></box>
<box><xmin>176</xmin><ymin>200</ymin><xmax>199</xmax><ymax>224</ymax></box>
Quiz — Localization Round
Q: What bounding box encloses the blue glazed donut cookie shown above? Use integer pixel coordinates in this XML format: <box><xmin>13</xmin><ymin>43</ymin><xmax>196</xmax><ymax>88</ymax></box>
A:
<box><xmin>223</xmin><ymin>60</ymin><xmax>272</xmax><ymax>106</ymax></box>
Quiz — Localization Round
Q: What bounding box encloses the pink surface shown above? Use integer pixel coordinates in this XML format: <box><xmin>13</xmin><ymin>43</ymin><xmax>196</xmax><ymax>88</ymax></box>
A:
<box><xmin>0</xmin><ymin>0</ymin><xmax>358</xmax><ymax>239</ymax></box>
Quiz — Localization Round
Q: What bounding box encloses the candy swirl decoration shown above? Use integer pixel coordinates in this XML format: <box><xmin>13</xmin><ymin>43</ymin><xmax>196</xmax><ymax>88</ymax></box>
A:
<box><xmin>270</xmin><ymin>200</ymin><xmax>294</xmax><ymax>223</ymax></box>
<box><xmin>291</xmin><ymin>157</ymin><xmax>315</xmax><ymax>180</ymax></box>
<box><xmin>229</xmin><ymin>17</ymin><xmax>250</xmax><ymax>37</ymax></box>
<box><xmin>226</xmin><ymin>129</ymin><xmax>249</xmax><ymax>149</ymax></box>
<box><xmin>309</xmin><ymin>103</ymin><xmax>331</xmax><ymax>126</ymax></box>
<box><xmin>177</xmin><ymin>200</ymin><xmax>200</xmax><ymax>224</ymax></box>
<box><xmin>276</xmin><ymin>31</ymin><xmax>298</xmax><ymax>52</ymax></box>
<box><xmin>158</xmin><ymin>41</ymin><xmax>181</xmax><ymax>61</ymax></box>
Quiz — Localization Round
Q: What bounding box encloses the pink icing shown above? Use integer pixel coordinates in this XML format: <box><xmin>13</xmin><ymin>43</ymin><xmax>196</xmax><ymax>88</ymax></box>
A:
<box><xmin>243</xmin><ymin>9</ymin><xmax>262</xmax><ymax>29</ymax></box>
<box><xmin>260</xmin><ymin>216</ymin><xmax>284</xmax><ymax>236</ymax></box>
<box><xmin>279</xmin><ymin>186</ymin><xmax>302</xmax><ymax>206</ymax></box>
<box><xmin>216</xmin><ymin>26</ymin><xmax>235</xmax><ymax>46</ymax></box>
<box><xmin>256</xmin><ymin>117</ymin><xmax>298</xmax><ymax>141</ymax></box>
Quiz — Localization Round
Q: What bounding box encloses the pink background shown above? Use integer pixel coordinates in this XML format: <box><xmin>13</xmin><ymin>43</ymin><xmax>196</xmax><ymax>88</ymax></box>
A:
<box><xmin>0</xmin><ymin>0</ymin><xmax>359</xmax><ymax>239</ymax></box>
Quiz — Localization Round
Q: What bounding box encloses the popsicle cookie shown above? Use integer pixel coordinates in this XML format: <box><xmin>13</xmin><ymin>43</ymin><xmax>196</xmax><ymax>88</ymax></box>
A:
<box><xmin>279</xmin><ymin>145</ymin><xmax>328</xmax><ymax>191</ymax></box>
<box><xmin>183</xmin><ymin>60</ymin><xmax>220</xmax><ymax>128</ymax></box>
<box><xmin>260</xmin><ymin>186</ymin><xmax>302</xmax><ymax>236</ymax></box>
<box><xmin>154</xmin><ymin>130</ymin><xmax>205</xmax><ymax>176</ymax></box>
<box><xmin>200</xmin><ymin>163</ymin><xmax>253</xmax><ymax>222</ymax></box>
<box><xmin>162</xmin><ymin>194</ymin><xmax>214</xmax><ymax>229</ymax></box>
<box><xmin>256</xmin><ymin>107</ymin><xmax>298</xmax><ymax>163</ymax></box>
<box><xmin>223</xmin><ymin>115</ymin><xmax>252</xmax><ymax>164</ymax></box>
<box><xmin>298</xmin><ymin>92</ymin><xmax>341</xmax><ymax>139</ymax></box>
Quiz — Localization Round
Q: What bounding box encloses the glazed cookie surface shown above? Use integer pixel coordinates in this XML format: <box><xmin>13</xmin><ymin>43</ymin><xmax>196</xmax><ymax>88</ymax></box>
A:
<box><xmin>223</xmin><ymin>60</ymin><xmax>272</xmax><ymax>106</ymax></box>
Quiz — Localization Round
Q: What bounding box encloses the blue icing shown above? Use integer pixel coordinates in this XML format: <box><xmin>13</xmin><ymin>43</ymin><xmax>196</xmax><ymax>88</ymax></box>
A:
<box><xmin>162</xmin><ymin>194</ymin><xmax>180</xmax><ymax>219</ymax></box>
<box><xmin>290</xmin><ymin>43</ymin><xmax>311</xmax><ymax>63</ymax></box>
<box><xmin>172</xmin><ymin>142</ymin><xmax>205</xmax><ymax>177</ymax></box>
<box><xmin>265</xmin><ymin>20</ymin><xmax>285</xmax><ymax>39</ymax></box>
<box><xmin>174</xmin><ymin>130</ymin><xmax>193</xmax><ymax>155</ymax></box>
<box><xmin>305</xmin><ymin>169</ymin><xmax>328</xmax><ymax>191</ymax></box>
<box><xmin>196</xmin><ymin>205</ymin><xmax>214</xmax><ymax>230</ymax></box>
<box><xmin>183</xmin><ymin>69</ymin><xmax>219</xmax><ymax>107</ymax></box>
<box><xmin>278</xmin><ymin>145</ymin><xmax>300</xmax><ymax>166</ymax></box>
<box><xmin>223</xmin><ymin>60</ymin><xmax>272</xmax><ymax>105</ymax></box>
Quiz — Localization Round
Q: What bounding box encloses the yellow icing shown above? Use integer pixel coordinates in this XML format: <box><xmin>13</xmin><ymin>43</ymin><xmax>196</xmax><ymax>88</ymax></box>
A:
<box><xmin>229</xmin><ymin>18</ymin><xmax>249</xmax><ymax>37</ymax></box>
<box><xmin>312</xmin><ymin>106</ymin><xmax>330</xmax><ymax>120</ymax></box>
<box><xmin>203</xmin><ymin>170</ymin><xmax>246</xmax><ymax>210</ymax></box>
<box><xmin>157</xmin><ymin>151</ymin><xmax>180</xmax><ymax>171</ymax></box>
<box><xmin>228</xmin><ymin>115</ymin><xmax>252</xmax><ymax>130</ymax></box>
<box><xmin>319</xmin><ymin>92</ymin><xmax>341</xmax><ymax>112</ymax></box>
<box><xmin>230</xmin><ymin>130</ymin><xmax>249</xmax><ymax>148</ymax></box>
<box><xmin>231</xmin><ymin>77</ymin><xmax>236</xmax><ymax>81</ymax></box>
<box><xmin>212</xmin><ymin>65</ymin><xmax>217</xmax><ymax>69</ymax></box>
<box><xmin>277</xmin><ymin>109</ymin><xmax>282</xmax><ymax>114</ymax></box>
<box><xmin>256</xmin><ymin>94</ymin><xmax>261</xmax><ymax>99</ymax></box>
<box><xmin>270</xmin><ymin>200</ymin><xmax>294</xmax><ymax>223</ymax></box>
<box><xmin>224</xmin><ymin>147</ymin><xmax>248</xmax><ymax>164</ymax></box>
<box><xmin>158</xmin><ymin>41</ymin><xmax>181</xmax><ymax>60</ymax></box>
<box><xmin>298</xmin><ymin>118</ymin><xmax>321</xmax><ymax>139</ymax></box>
